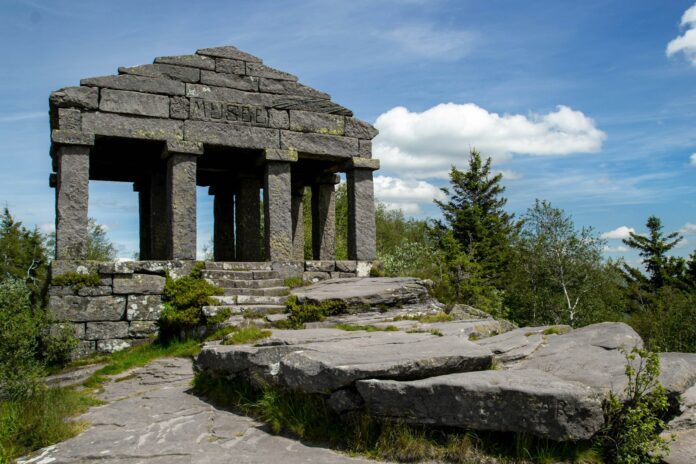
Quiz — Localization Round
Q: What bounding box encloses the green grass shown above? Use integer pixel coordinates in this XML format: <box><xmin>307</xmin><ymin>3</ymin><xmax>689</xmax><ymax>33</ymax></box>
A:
<box><xmin>541</xmin><ymin>326</ymin><xmax>571</xmax><ymax>336</ymax></box>
<box><xmin>221</xmin><ymin>327</ymin><xmax>272</xmax><ymax>345</ymax></box>
<box><xmin>406</xmin><ymin>327</ymin><xmax>444</xmax><ymax>336</ymax></box>
<box><xmin>333</xmin><ymin>323</ymin><xmax>399</xmax><ymax>332</ymax></box>
<box><xmin>392</xmin><ymin>311</ymin><xmax>454</xmax><ymax>323</ymax></box>
<box><xmin>283</xmin><ymin>277</ymin><xmax>306</xmax><ymax>289</ymax></box>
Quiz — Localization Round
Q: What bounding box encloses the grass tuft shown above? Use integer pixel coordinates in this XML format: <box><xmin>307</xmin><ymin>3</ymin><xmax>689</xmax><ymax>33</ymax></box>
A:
<box><xmin>392</xmin><ymin>311</ymin><xmax>454</xmax><ymax>323</ymax></box>
<box><xmin>333</xmin><ymin>323</ymin><xmax>399</xmax><ymax>332</ymax></box>
<box><xmin>221</xmin><ymin>327</ymin><xmax>272</xmax><ymax>345</ymax></box>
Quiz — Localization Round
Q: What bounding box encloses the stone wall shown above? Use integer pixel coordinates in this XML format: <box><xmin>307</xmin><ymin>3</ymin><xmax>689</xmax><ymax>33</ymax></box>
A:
<box><xmin>48</xmin><ymin>260</ymin><xmax>195</xmax><ymax>358</ymax></box>
<box><xmin>302</xmin><ymin>260</ymin><xmax>372</xmax><ymax>283</ymax></box>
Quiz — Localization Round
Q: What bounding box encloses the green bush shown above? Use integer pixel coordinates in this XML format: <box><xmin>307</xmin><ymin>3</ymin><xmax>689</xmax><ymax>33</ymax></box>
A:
<box><xmin>595</xmin><ymin>347</ymin><xmax>670</xmax><ymax>464</ymax></box>
<box><xmin>286</xmin><ymin>296</ymin><xmax>347</xmax><ymax>328</ymax></box>
<box><xmin>51</xmin><ymin>272</ymin><xmax>101</xmax><ymax>291</ymax></box>
<box><xmin>158</xmin><ymin>263</ymin><xmax>224</xmax><ymax>341</ymax></box>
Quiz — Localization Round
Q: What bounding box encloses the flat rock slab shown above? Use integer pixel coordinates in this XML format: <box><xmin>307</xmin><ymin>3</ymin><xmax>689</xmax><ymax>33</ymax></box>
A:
<box><xmin>19</xmin><ymin>358</ymin><xmax>372</xmax><ymax>464</ymax></box>
<box><xmin>512</xmin><ymin>322</ymin><xmax>643</xmax><ymax>395</ymax></box>
<box><xmin>356</xmin><ymin>369</ymin><xmax>604</xmax><ymax>441</ymax></box>
<box><xmin>475</xmin><ymin>326</ymin><xmax>568</xmax><ymax>363</ymax></box>
<box><xmin>292</xmin><ymin>277</ymin><xmax>430</xmax><ymax>310</ymax></box>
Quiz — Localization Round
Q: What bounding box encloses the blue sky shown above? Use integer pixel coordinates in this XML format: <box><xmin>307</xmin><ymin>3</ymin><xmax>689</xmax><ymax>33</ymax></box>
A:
<box><xmin>0</xmin><ymin>0</ymin><xmax>695</xmax><ymax>261</ymax></box>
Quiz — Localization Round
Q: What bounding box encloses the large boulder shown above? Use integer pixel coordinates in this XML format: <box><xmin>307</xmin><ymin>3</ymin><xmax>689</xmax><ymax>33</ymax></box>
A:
<box><xmin>663</xmin><ymin>385</ymin><xmax>696</xmax><ymax>464</ymax></box>
<box><xmin>356</xmin><ymin>369</ymin><xmax>604</xmax><ymax>441</ymax></box>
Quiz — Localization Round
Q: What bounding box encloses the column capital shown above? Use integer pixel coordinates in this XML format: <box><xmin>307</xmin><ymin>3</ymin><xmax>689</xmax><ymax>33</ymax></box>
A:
<box><xmin>315</xmin><ymin>173</ymin><xmax>341</xmax><ymax>185</ymax></box>
<box><xmin>161</xmin><ymin>140</ymin><xmax>204</xmax><ymax>158</ymax></box>
<box><xmin>263</xmin><ymin>148</ymin><xmax>298</xmax><ymax>163</ymax></box>
<box><xmin>51</xmin><ymin>130</ymin><xmax>94</xmax><ymax>152</ymax></box>
<box><xmin>343</xmin><ymin>157</ymin><xmax>380</xmax><ymax>171</ymax></box>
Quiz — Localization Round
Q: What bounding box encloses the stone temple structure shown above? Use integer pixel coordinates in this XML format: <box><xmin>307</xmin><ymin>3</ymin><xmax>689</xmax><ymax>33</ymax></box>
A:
<box><xmin>47</xmin><ymin>46</ymin><xmax>380</xmax><ymax>355</ymax></box>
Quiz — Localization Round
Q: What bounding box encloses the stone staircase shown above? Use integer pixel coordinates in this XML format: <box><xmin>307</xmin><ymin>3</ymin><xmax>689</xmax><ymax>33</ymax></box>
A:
<box><xmin>201</xmin><ymin>262</ymin><xmax>290</xmax><ymax>324</ymax></box>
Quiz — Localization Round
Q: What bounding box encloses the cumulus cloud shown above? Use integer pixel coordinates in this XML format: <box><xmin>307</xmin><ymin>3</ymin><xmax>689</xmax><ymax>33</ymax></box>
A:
<box><xmin>374</xmin><ymin>175</ymin><xmax>445</xmax><ymax>214</ymax></box>
<box><xmin>373</xmin><ymin>103</ymin><xmax>606</xmax><ymax>179</ymax></box>
<box><xmin>679</xmin><ymin>223</ymin><xmax>696</xmax><ymax>235</ymax></box>
<box><xmin>600</xmin><ymin>226</ymin><xmax>636</xmax><ymax>240</ymax></box>
<box><xmin>690</xmin><ymin>153</ymin><xmax>696</xmax><ymax>166</ymax></box>
<box><xmin>667</xmin><ymin>3</ymin><xmax>696</xmax><ymax>65</ymax></box>
<box><xmin>603</xmin><ymin>245</ymin><xmax>629</xmax><ymax>253</ymax></box>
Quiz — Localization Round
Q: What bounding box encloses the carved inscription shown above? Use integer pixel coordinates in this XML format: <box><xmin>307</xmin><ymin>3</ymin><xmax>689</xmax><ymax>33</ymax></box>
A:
<box><xmin>189</xmin><ymin>98</ymin><xmax>268</xmax><ymax>126</ymax></box>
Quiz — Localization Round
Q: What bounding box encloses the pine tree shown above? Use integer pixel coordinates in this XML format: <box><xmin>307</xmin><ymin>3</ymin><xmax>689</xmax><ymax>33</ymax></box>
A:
<box><xmin>434</xmin><ymin>150</ymin><xmax>518</xmax><ymax>282</ymax></box>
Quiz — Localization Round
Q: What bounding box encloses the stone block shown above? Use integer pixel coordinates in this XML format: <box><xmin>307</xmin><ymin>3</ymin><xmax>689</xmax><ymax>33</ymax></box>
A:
<box><xmin>263</xmin><ymin>148</ymin><xmax>298</xmax><ymax>162</ymax></box>
<box><xmin>72</xmin><ymin>340</ymin><xmax>96</xmax><ymax>359</ymax></box>
<box><xmin>155</xmin><ymin>54</ymin><xmax>215</xmax><ymax>70</ymax></box>
<box><xmin>50</xmin><ymin>322</ymin><xmax>85</xmax><ymax>339</ymax></box>
<box><xmin>196</xmin><ymin>46</ymin><xmax>263</xmax><ymax>63</ymax></box>
<box><xmin>97</xmin><ymin>339</ymin><xmax>134</xmax><ymax>353</ymax></box>
<box><xmin>126</xmin><ymin>295</ymin><xmax>164</xmax><ymax>321</ymax></box>
<box><xmin>51</xmin><ymin>130</ymin><xmax>94</xmax><ymax>146</ymax></box>
<box><xmin>99</xmin><ymin>89</ymin><xmax>170</xmax><ymax>118</ymax></box>
<box><xmin>348</xmin><ymin>157</ymin><xmax>380</xmax><ymax>170</ymax></box>
<box><xmin>259</xmin><ymin>79</ymin><xmax>328</xmax><ymax>99</ymax></box>
<box><xmin>184</xmin><ymin>120</ymin><xmax>279</xmax><ymax>149</ymax></box>
<box><xmin>49</xmin><ymin>295</ymin><xmax>126</xmax><ymax>322</ymax></box>
<box><xmin>170</xmin><ymin>96</ymin><xmax>190</xmax><ymax>119</ymax></box>
<box><xmin>81</xmin><ymin>75</ymin><xmax>185</xmax><ymax>96</ymax></box>
<box><xmin>77</xmin><ymin>286</ymin><xmax>113</xmax><ymax>297</ymax></box>
<box><xmin>86</xmin><ymin>321</ymin><xmax>129</xmax><ymax>340</ymax></box>
<box><xmin>272</xmin><ymin>95</ymin><xmax>352</xmax><ymax>116</ymax></box>
<box><xmin>186</xmin><ymin>83</ymin><xmax>273</xmax><ymax>106</ymax></box>
<box><xmin>119</xmin><ymin>63</ymin><xmax>200</xmax><ymax>83</ymax></box>
<box><xmin>345</xmin><ymin>117</ymin><xmax>379</xmax><ymax>139</ymax></box>
<box><xmin>50</xmin><ymin>86</ymin><xmax>98</xmax><ymax>110</ymax></box>
<box><xmin>51</xmin><ymin>260</ymin><xmax>101</xmax><ymax>277</ymax></box>
<box><xmin>268</xmin><ymin>109</ymin><xmax>289</xmax><ymax>129</ymax></box>
<box><xmin>303</xmin><ymin>271</ymin><xmax>331</xmax><ymax>283</ymax></box>
<box><xmin>58</xmin><ymin>108</ymin><xmax>81</xmax><ymax>131</ymax></box>
<box><xmin>305</xmin><ymin>260</ymin><xmax>335</xmax><ymax>272</ymax></box>
<box><xmin>289</xmin><ymin>110</ymin><xmax>344</xmax><ymax>135</ymax></box>
<box><xmin>271</xmin><ymin>261</ymin><xmax>304</xmax><ymax>279</ymax></box>
<box><xmin>113</xmin><ymin>274</ymin><xmax>166</xmax><ymax>295</ymax></box>
<box><xmin>339</xmin><ymin>272</ymin><xmax>357</xmax><ymax>278</ymax></box>
<box><xmin>129</xmin><ymin>321</ymin><xmax>158</xmax><ymax>338</ymax></box>
<box><xmin>49</xmin><ymin>286</ymin><xmax>76</xmax><ymax>296</ymax></box>
<box><xmin>82</xmin><ymin>112</ymin><xmax>183</xmax><ymax>141</ymax></box>
<box><xmin>130</xmin><ymin>260</ymin><xmax>195</xmax><ymax>279</ymax></box>
<box><xmin>358</xmin><ymin>139</ymin><xmax>372</xmax><ymax>158</ymax></box>
<box><xmin>280</xmin><ymin>131</ymin><xmax>358</xmax><ymax>158</ymax></box>
<box><xmin>245</xmin><ymin>62</ymin><xmax>297</xmax><ymax>81</ymax></box>
<box><xmin>165</xmin><ymin>139</ymin><xmax>204</xmax><ymax>155</ymax></box>
<box><xmin>215</xmin><ymin>58</ymin><xmax>245</xmax><ymax>74</ymax></box>
<box><xmin>98</xmin><ymin>261</ymin><xmax>133</xmax><ymax>274</ymax></box>
<box><xmin>356</xmin><ymin>261</ymin><xmax>373</xmax><ymax>277</ymax></box>
<box><xmin>200</xmin><ymin>70</ymin><xmax>257</xmax><ymax>91</ymax></box>
<box><xmin>335</xmin><ymin>260</ymin><xmax>358</xmax><ymax>273</ymax></box>
<box><xmin>189</xmin><ymin>98</ymin><xmax>268</xmax><ymax>126</ymax></box>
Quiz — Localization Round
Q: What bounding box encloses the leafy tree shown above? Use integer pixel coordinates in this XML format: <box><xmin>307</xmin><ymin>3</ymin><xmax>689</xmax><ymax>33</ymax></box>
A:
<box><xmin>434</xmin><ymin>150</ymin><xmax>518</xmax><ymax>283</ymax></box>
<box><xmin>504</xmin><ymin>200</ymin><xmax>622</xmax><ymax>326</ymax></box>
<box><xmin>46</xmin><ymin>218</ymin><xmax>118</xmax><ymax>262</ymax></box>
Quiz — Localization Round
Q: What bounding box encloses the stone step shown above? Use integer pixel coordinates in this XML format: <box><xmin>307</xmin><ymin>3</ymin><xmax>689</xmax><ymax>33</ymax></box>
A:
<box><xmin>223</xmin><ymin>287</ymin><xmax>290</xmax><ymax>297</ymax></box>
<box><xmin>212</xmin><ymin>295</ymin><xmax>289</xmax><ymax>306</ymax></box>
<box><xmin>213</xmin><ymin>278</ymin><xmax>285</xmax><ymax>289</ymax></box>
<box><xmin>204</xmin><ymin>262</ymin><xmax>272</xmax><ymax>271</ymax></box>
<box><xmin>203</xmin><ymin>270</ymin><xmax>279</xmax><ymax>281</ymax></box>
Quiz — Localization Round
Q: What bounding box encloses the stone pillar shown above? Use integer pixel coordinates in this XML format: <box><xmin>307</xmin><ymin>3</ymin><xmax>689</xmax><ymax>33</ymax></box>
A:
<box><xmin>136</xmin><ymin>180</ymin><xmax>151</xmax><ymax>260</ymax></box>
<box><xmin>291</xmin><ymin>184</ymin><xmax>305</xmax><ymax>261</ymax></box>
<box><xmin>213</xmin><ymin>187</ymin><xmax>235</xmax><ymax>262</ymax></box>
<box><xmin>149</xmin><ymin>164</ymin><xmax>168</xmax><ymax>260</ymax></box>
<box><xmin>263</xmin><ymin>149</ymin><xmax>297</xmax><ymax>262</ymax></box>
<box><xmin>346</xmin><ymin>158</ymin><xmax>380</xmax><ymax>261</ymax></box>
<box><xmin>163</xmin><ymin>141</ymin><xmax>203</xmax><ymax>260</ymax></box>
<box><xmin>54</xmin><ymin>144</ymin><xmax>91</xmax><ymax>259</ymax></box>
<box><xmin>312</xmin><ymin>174</ymin><xmax>339</xmax><ymax>260</ymax></box>
<box><xmin>235</xmin><ymin>175</ymin><xmax>262</xmax><ymax>261</ymax></box>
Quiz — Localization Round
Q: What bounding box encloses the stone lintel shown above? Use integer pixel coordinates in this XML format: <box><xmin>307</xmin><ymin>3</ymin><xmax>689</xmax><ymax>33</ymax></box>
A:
<box><xmin>51</xmin><ymin>130</ymin><xmax>95</xmax><ymax>152</ymax></box>
<box><xmin>263</xmin><ymin>148</ymin><xmax>298</xmax><ymax>163</ymax></box>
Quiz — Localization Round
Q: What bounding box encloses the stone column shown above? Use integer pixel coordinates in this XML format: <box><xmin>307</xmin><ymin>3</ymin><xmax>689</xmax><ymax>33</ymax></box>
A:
<box><xmin>312</xmin><ymin>174</ymin><xmax>339</xmax><ymax>260</ymax></box>
<box><xmin>149</xmin><ymin>164</ymin><xmax>168</xmax><ymax>260</ymax></box>
<box><xmin>213</xmin><ymin>186</ymin><xmax>235</xmax><ymax>262</ymax></box>
<box><xmin>163</xmin><ymin>141</ymin><xmax>203</xmax><ymax>260</ymax></box>
<box><xmin>235</xmin><ymin>175</ymin><xmax>262</xmax><ymax>261</ymax></box>
<box><xmin>346</xmin><ymin>158</ymin><xmax>380</xmax><ymax>261</ymax></box>
<box><xmin>54</xmin><ymin>144</ymin><xmax>91</xmax><ymax>259</ymax></box>
<box><xmin>136</xmin><ymin>180</ymin><xmax>151</xmax><ymax>260</ymax></box>
<box><xmin>291</xmin><ymin>184</ymin><xmax>305</xmax><ymax>261</ymax></box>
<box><xmin>263</xmin><ymin>148</ymin><xmax>297</xmax><ymax>262</ymax></box>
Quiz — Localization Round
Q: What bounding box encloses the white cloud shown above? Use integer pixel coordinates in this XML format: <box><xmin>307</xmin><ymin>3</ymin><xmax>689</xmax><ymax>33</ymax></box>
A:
<box><xmin>374</xmin><ymin>103</ymin><xmax>606</xmax><ymax>179</ymax></box>
<box><xmin>667</xmin><ymin>3</ymin><xmax>696</xmax><ymax>65</ymax></box>
<box><xmin>374</xmin><ymin>175</ymin><xmax>445</xmax><ymax>214</ymax></box>
<box><xmin>601</xmin><ymin>226</ymin><xmax>636</xmax><ymax>240</ymax></box>
<box><xmin>603</xmin><ymin>245</ymin><xmax>629</xmax><ymax>253</ymax></box>
<box><xmin>0</xmin><ymin>111</ymin><xmax>45</xmax><ymax>124</ymax></box>
<box><xmin>679</xmin><ymin>223</ymin><xmax>696</xmax><ymax>235</ymax></box>
<box><xmin>690</xmin><ymin>153</ymin><xmax>696</xmax><ymax>166</ymax></box>
<box><xmin>496</xmin><ymin>170</ymin><xmax>523</xmax><ymax>180</ymax></box>
<box><xmin>381</xmin><ymin>25</ymin><xmax>476</xmax><ymax>60</ymax></box>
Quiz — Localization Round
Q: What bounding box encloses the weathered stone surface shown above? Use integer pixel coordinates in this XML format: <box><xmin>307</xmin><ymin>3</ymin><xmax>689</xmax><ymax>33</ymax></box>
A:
<box><xmin>449</xmin><ymin>304</ymin><xmax>493</xmax><ymax>320</ymax></box>
<box><xmin>358</xmin><ymin>139</ymin><xmax>371</xmax><ymax>158</ymax></box>
<box><xmin>128</xmin><ymin>320</ymin><xmax>158</xmax><ymax>338</ymax></box>
<box><xmin>155</xmin><ymin>54</ymin><xmax>216</xmax><ymax>70</ymax></box>
<box><xmin>659</xmin><ymin>352</ymin><xmax>696</xmax><ymax>396</ymax></box>
<box><xmin>335</xmin><ymin>260</ymin><xmax>358</xmax><ymax>273</ymax></box>
<box><xmin>269</xmin><ymin>108</ymin><xmax>289</xmax><ymax>129</ymax></box>
<box><xmin>169</xmin><ymin>96</ymin><xmax>190</xmax><ymax>119</ymax></box>
<box><xmin>264</xmin><ymin>161</ymin><xmax>293</xmax><ymax>261</ymax></box>
<box><xmin>82</xmin><ymin>112</ymin><xmax>183</xmax><ymax>140</ymax></box>
<box><xmin>304</xmin><ymin>271</ymin><xmax>331</xmax><ymax>283</ymax></box>
<box><xmin>71</xmin><ymin>340</ymin><xmax>96</xmax><ymax>359</ymax></box>
<box><xmin>57</xmin><ymin>108</ymin><xmax>81</xmax><ymax>131</ymax></box>
<box><xmin>475</xmin><ymin>326</ymin><xmax>566</xmax><ymax>363</ymax></box>
<box><xmin>328</xmin><ymin>388</ymin><xmax>364</xmax><ymax>414</ymax></box>
<box><xmin>99</xmin><ymin>89</ymin><xmax>170</xmax><ymax>118</ymax></box>
<box><xmin>264</xmin><ymin>147</ymin><xmax>298</xmax><ymax>162</ymax></box>
<box><xmin>312</xmin><ymin>181</ymin><xmax>337</xmax><ymax>260</ymax></box>
<box><xmin>184</xmin><ymin>120</ymin><xmax>279</xmax><ymax>148</ymax></box>
<box><xmin>49</xmin><ymin>295</ymin><xmax>126</xmax><ymax>322</ymax></box>
<box><xmin>279</xmin><ymin>332</ymin><xmax>492</xmax><ymax>393</ymax></box>
<box><xmin>49</xmin><ymin>322</ymin><xmax>85</xmax><ymax>339</ymax></box>
<box><xmin>305</xmin><ymin>260</ymin><xmax>335</xmax><ymax>272</ymax></box>
<box><xmin>76</xmin><ymin>285</ymin><xmax>113</xmax><ymax>297</ymax></box>
<box><xmin>345</xmin><ymin>117</ymin><xmax>379</xmax><ymax>139</ymax></box>
<box><xmin>55</xmin><ymin>146</ymin><xmax>90</xmax><ymax>259</ymax></box>
<box><xmin>51</xmin><ymin>260</ymin><xmax>101</xmax><ymax>277</ymax></box>
<box><xmin>273</xmin><ymin>95</ymin><xmax>352</xmax><ymax>116</ymax></box>
<box><xmin>96</xmin><ymin>338</ymin><xmax>134</xmax><ymax>353</ymax></box>
<box><xmin>246</xmin><ymin>62</ymin><xmax>297</xmax><ymax>80</ymax></box>
<box><xmin>186</xmin><ymin>83</ymin><xmax>273</xmax><ymax>106</ymax></box>
<box><xmin>289</xmin><ymin>110</ymin><xmax>344</xmax><ymax>135</ymax></box>
<box><xmin>356</xmin><ymin>369</ymin><xmax>604</xmax><ymax>441</ymax></box>
<box><xmin>281</xmin><ymin>130</ymin><xmax>358</xmax><ymax>158</ymax></box>
<box><xmin>50</xmin><ymin>86</ymin><xmax>98</xmax><ymax>109</ymax></box>
<box><xmin>189</xmin><ymin>97</ymin><xmax>268</xmax><ymax>126</ymax></box>
<box><xmin>119</xmin><ymin>63</ymin><xmax>201</xmax><ymax>83</ymax></box>
<box><xmin>166</xmin><ymin>153</ymin><xmax>198</xmax><ymax>260</ymax></box>
<box><xmin>51</xmin><ymin>130</ymin><xmax>95</xmax><ymax>146</ymax></box>
<box><xmin>85</xmin><ymin>321</ymin><xmax>129</xmax><ymax>340</ymax></box>
<box><xmin>81</xmin><ymin>74</ymin><xmax>185</xmax><ymax>95</ymax></box>
<box><xmin>45</xmin><ymin>362</ymin><xmax>105</xmax><ymax>388</ymax></box>
<box><xmin>663</xmin><ymin>385</ymin><xmax>696</xmax><ymax>464</ymax></box>
<box><xmin>293</xmin><ymin>277</ymin><xmax>430</xmax><ymax>310</ymax></box>
<box><xmin>260</xmin><ymin>79</ymin><xmax>328</xmax><ymax>98</ymax></box>
<box><xmin>113</xmin><ymin>273</ymin><xmax>166</xmax><ymax>294</ymax></box>
<box><xmin>200</xmin><ymin>70</ymin><xmax>258</xmax><ymax>91</ymax></box>
<box><xmin>236</xmin><ymin>177</ymin><xmax>263</xmax><ymax>261</ymax></box>
<box><xmin>348</xmin><ymin>169</ymin><xmax>376</xmax><ymax>261</ymax></box>
<box><xmin>215</xmin><ymin>58</ymin><xmax>245</xmax><ymax>74</ymax></box>
<box><xmin>197</xmin><ymin>46</ymin><xmax>263</xmax><ymax>63</ymax></box>
<box><xmin>126</xmin><ymin>295</ymin><xmax>164</xmax><ymax>321</ymax></box>
<box><xmin>512</xmin><ymin>322</ymin><xmax>643</xmax><ymax>395</ymax></box>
